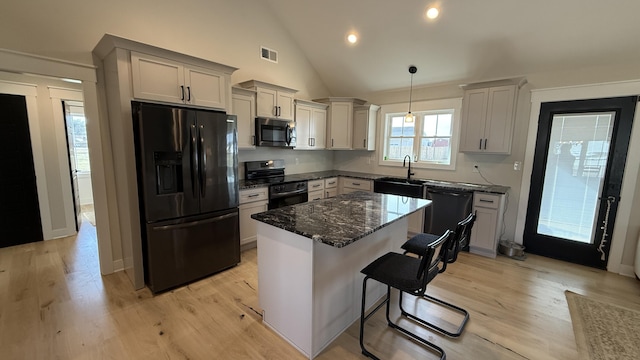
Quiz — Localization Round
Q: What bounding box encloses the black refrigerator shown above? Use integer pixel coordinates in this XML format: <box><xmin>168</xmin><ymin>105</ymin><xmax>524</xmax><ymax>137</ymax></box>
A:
<box><xmin>132</xmin><ymin>101</ymin><xmax>240</xmax><ymax>293</ymax></box>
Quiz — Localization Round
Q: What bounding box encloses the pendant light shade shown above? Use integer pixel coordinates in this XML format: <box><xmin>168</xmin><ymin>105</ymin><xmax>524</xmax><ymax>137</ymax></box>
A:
<box><xmin>405</xmin><ymin>65</ymin><xmax>417</xmax><ymax>123</ymax></box>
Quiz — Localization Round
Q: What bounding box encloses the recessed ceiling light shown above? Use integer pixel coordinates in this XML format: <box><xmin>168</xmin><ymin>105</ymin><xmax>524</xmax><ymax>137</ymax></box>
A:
<box><xmin>426</xmin><ymin>7</ymin><xmax>439</xmax><ymax>19</ymax></box>
<box><xmin>347</xmin><ymin>33</ymin><xmax>358</xmax><ymax>44</ymax></box>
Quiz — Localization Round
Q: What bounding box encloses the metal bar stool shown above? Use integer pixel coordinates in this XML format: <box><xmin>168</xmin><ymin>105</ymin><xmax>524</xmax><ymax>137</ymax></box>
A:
<box><xmin>359</xmin><ymin>229</ymin><xmax>454</xmax><ymax>360</ymax></box>
<box><xmin>398</xmin><ymin>212</ymin><xmax>476</xmax><ymax>337</ymax></box>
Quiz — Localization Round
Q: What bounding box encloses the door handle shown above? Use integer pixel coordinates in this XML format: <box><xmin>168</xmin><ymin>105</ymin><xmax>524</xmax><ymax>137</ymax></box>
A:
<box><xmin>152</xmin><ymin>212</ymin><xmax>238</xmax><ymax>231</ymax></box>
<box><xmin>180</xmin><ymin>85</ymin><xmax>185</xmax><ymax>101</ymax></box>
<box><xmin>190</xmin><ymin>124</ymin><xmax>198</xmax><ymax>198</ymax></box>
<box><xmin>199</xmin><ymin>125</ymin><xmax>206</xmax><ymax>197</ymax></box>
<box><xmin>187</xmin><ymin>86</ymin><xmax>191</xmax><ymax>102</ymax></box>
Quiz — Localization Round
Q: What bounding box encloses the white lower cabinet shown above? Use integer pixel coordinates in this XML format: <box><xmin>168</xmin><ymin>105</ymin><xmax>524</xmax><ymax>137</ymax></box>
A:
<box><xmin>407</xmin><ymin>209</ymin><xmax>424</xmax><ymax>237</ymax></box>
<box><xmin>339</xmin><ymin>177</ymin><xmax>372</xmax><ymax>194</ymax></box>
<box><xmin>469</xmin><ymin>192</ymin><xmax>505</xmax><ymax>258</ymax></box>
<box><xmin>239</xmin><ymin>187</ymin><xmax>269</xmax><ymax>247</ymax></box>
<box><xmin>324</xmin><ymin>177</ymin><xmax>338</xmax><ymax>198</ymax></box>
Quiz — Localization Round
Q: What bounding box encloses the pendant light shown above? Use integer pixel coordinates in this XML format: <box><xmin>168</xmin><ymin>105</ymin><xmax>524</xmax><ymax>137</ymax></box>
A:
<box><xmin>404</xmin><ymin>65</ymin><xmax>417</xmax><ymax>123</ymax></box>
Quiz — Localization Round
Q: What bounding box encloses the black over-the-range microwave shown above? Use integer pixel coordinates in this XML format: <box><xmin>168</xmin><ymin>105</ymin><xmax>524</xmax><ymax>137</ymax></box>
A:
<box><xmin>255</xmin><ymin>117</ymin><xmax>296</xmax><ymax>148</ymax></box>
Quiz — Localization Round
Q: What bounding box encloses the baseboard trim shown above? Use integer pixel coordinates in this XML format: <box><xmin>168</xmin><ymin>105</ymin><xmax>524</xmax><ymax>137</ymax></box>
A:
<box><xmin>618</xmin><ymin>264</ymin><xmax>636</xmax><ymax>278</ymax></box>
<box><xmin>113</xmin><ymin>259</ymin><xmax>124</xmax><ymax>272</ymax></box>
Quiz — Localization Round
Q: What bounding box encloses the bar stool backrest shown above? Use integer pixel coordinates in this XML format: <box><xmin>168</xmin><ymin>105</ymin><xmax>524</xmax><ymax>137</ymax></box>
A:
<box><xmin>416</xmin><ymin>229</ymin><xmax>454</xmax><ymax>294</ymax></box>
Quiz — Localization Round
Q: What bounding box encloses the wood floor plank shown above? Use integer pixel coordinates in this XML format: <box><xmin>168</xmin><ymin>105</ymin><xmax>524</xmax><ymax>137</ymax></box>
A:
<box><xmin>1</xmin><ymin>220</ymin><xmax>639</xmax><ymax>359</ymax></box>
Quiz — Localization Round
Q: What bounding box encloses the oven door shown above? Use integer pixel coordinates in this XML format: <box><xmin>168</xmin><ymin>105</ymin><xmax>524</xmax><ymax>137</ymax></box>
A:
<box><xmin>269</xmin><ymin>190</ymin><xmax>308</xmax><ymax>209</ymax></box>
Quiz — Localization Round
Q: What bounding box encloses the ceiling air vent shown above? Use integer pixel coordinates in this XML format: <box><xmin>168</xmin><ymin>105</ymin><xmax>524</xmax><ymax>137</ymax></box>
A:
<box><xmin>260</xmin><ymin>46</ymin><xmax>278</xmax><ymax>63</ymax></box>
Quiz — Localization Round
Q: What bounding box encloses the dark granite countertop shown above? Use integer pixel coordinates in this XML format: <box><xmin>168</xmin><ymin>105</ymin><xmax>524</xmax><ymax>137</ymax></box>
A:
<box><xmin>251</xmin><ymin>191</ymin><xmax>431</xmax><ymax>248</ymax></box>
<box><xmin>239</xmin><ymin>170</ymin><xmax>509</xmax><ymax>194</ymax></box>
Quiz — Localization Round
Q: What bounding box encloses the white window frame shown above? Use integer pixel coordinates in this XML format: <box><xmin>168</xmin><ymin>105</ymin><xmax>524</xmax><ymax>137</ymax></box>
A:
<box><xmin>379</xmin><ymin>98</ymin><xmax>462</xmax><ymax>170</ymax></box>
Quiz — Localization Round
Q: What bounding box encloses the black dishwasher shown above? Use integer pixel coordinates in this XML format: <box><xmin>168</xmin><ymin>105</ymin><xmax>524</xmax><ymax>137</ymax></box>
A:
<box><xmin>423</xmin><ymin>187</ymin><xmax>473</xmax><ymax>239</ymax></box>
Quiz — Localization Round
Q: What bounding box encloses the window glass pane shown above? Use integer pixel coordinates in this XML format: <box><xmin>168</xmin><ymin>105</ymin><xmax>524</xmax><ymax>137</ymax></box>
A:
<box><xmin>402</xmin><ymin>121</ymin><xmax>415</xmax><ymax>136</ymax></box>
<box><xmin>387</xmin><ymin>138</ymin><xmax>402</xmax><ymax>159</ymax></box>
<box><xmin>401</xmin><ymin>138</ymin><xmax>413</xmax><ymax>156</ymax></box>
<box><xmin>72</xmin><ymin>115</ymin><xmax>91</xmax><ymax>172</ymax></box>
<box><xmin>420</xmin><ymin>137</ymin><xmax>451</xmax><ymax>163</ymax></box>
<box><xmin>538</xmin><ymin>113</ymin><xmax>614</xmax><ymax>243</ymax></box>
<box><xmin>391</xmin><ymin>116</ymin><xmax>404</xmax><ymax>136</ymax></box>
<box><xmin>436</xmin><ymin>114</ymin><xmax>452</xmax><ymax>136</ymax></box>
<box><xmin>423</xmin><ymin>115</ymin><xmax>437</xmax><ymax>136</ymax></box>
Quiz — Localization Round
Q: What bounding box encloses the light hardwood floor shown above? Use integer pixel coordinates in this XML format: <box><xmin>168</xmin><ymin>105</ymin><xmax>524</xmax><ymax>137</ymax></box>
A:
<box><xmin>1</xmin><ymin>220</ymin><xmax>639</xmax><ymax>359</ymax></box>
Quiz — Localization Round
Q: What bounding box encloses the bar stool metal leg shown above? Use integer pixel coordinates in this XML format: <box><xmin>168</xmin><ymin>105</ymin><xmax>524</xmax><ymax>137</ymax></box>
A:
<box><xmin>398</xmin><ymin>290</ymin><xmax>470</xmax><ymax>337</ymax></box>
<box><xmin>359</xmin><ymin>276</ymin><xmax>446</xmax><ymax>360</ymax></box>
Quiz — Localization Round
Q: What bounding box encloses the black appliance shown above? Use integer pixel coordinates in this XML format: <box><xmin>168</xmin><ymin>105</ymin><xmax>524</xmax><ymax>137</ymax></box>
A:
<box><xmin>423</xmin><ymin>187</ymin><xmax>473</xmax><ymax>237</ymax></box>
<box><xmin>245</xmin><ymin>159</ymin><xmax>308</xmax><ymax>209</ymax></box>
<box><xmin>255</xmin><ymin>117</ymin><xmax>296</xmax><ymax>148</ymax></box>
<box><xmin>132</xmin><ymin>101</ymin><xmax>240</xmax><ymax>293</ymax></box>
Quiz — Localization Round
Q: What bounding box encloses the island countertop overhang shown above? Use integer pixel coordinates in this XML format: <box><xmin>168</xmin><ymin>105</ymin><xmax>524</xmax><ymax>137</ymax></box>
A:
<box><xmin>251</xmin><ymin>191</ymin><xmax>431</xmax><ymax>248</ymax></box>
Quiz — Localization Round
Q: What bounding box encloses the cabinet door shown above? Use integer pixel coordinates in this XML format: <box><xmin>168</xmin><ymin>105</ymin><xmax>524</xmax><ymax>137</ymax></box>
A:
<box><xmin>295</xmin><ymin>105</ymin><xmax>312</xmax><ymax>149</ymax></box>
<box><xmin>277</xmin><ymin>91</ymin><xmax>296</xmax><ymax>121</ymax></box>
<box><xmin>256</xmin><ymin>87</ymin><xmax>278</xmax><ymax>117</ymax></box>
<box><xmin>484</xmin><ymin>85</ymin><xmax>516</xmax><ymax>154</ymax></box>
<box><xmin>460</xmin><ymin>88</ymin><xmax>488</xmax><ymax>152</ymax></box>
<box><xmin>325</xmin><ymin>188</ymin><xmax>338</xmax><ymax>198</ymax></box>
<box><xmin>233</xmin><ymin>92</ymin><xmax>256</xmax><ymax>149</ymax></box>
<box><xmin>131</xmin><ymin>52</ymin><xmax>185</xmax><ymax>104</ymax></box>
<box><xmin>185</xmin><ymin>66</ymin><xmax>226</xmax><ymax>109</ymax></box>
<box><xmin>469</xmin><ymin>206</ymin><xmax>498</xmax><ymax>257</ymax></box>
<box><xmin>352</xmin><ymin>109</ymin><xmax>367</xmax><ymax>150</ymax></box>
<box><xmin>311</xmin><ymin>107</ymin><xmax>327</xmax><ymax>149</ymax></box>
<box><xmin>239</xmin><ymin>200</ymin><xmax>268</xmax><ymax>246</ymax></box>
<box><xmin>329</xmin><ymin>102</ymin><xmax>353</xmax><ymax>149</ymax></box>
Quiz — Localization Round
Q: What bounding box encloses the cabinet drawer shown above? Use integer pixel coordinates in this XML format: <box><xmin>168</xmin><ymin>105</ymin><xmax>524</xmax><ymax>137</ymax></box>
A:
<box><xmin>324</xmin><ymin>177</ymin><xmax>338</xmax><ymax>188</ymax></box>
<box><xmin>308</xmin><ymin>189</ymin><xmax>324</xmax><ymax>201</ymax></box>
<box><xmin>239</xmin><ymin>187</ymin><xmax>268</xmax><ymax>204</ymax></box>
<box><xmin>308</xmin><ymin>179</ymin><xmax>324</xmax><ymax>191</ymax></box>
<box><xmin>341</xmin><ymin>178</ymin><xmax>372</xmax><ymax>191</ymax></box>
<box><xmin>473</xmin><ymin>192</ymin><xmax>500</xmax><ymax>209</ymax></box>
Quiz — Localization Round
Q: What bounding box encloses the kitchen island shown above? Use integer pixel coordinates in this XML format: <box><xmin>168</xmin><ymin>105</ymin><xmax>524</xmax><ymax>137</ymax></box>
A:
<box><xmin>251</xmin><ymin>191</ymin><xmax>431</xmax><ymax>359</ymax></box>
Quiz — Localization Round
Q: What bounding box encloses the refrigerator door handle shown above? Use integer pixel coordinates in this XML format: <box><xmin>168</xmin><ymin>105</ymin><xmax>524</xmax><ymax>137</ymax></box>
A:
<box><xmin>190</xmin><ymin>124</ymin><xmax>198</xmax><ymax>198</ymax></box>
<box><xmin>152</xmin><ymin>211</ymin><xmax>238</xmax><ymax>231</ymax></box>
<box><xmin>199</xmin><ymin>124</ymin><xmax>207</xmax><ymax>197</ymax></box>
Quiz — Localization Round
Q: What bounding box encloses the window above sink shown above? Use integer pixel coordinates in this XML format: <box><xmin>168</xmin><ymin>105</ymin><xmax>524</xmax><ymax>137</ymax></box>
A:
<box><xmin>378</xmin><ymin>98</ymin><xmax>463</xmax><ymax>171</ymax></box>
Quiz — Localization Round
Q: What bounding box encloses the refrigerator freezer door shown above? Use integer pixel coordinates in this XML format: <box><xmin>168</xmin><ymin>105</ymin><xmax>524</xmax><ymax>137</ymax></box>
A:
<box><xmin>133</xmin><ymin>102</ymin><xmax>199</xmax><ymax>221</ymax></box>
<box><xmin>197</xmin><ymin>111</ymin><xmax>239</xmax><ymax>212</ymax></box>
<box><xmin>144</xmin><ymin>208</ymin><xmax>240</xmax><ymax>293</ymax></box>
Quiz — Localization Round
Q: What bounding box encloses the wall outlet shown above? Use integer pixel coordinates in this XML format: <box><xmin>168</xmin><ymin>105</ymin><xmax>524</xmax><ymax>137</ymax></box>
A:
<box><xmin>472</xmin><ymin>164</ymin><xmax>479</xmax><ymax>173</ymax></box>
<box><xmin>514</xmin><ymin>161</ymin><xmax>522</xmax><ymax>171</ymax></box>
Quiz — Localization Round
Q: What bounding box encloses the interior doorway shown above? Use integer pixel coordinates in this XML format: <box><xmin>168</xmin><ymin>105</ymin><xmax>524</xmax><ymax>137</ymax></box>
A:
<box><xmin>0</xmin><ymin>93</ymin><xmax>44</xmax><ymax>247</ymax></box>
<box><xmin>524</xmin><ymin>96</ymin><xmax>637</xmax><ymax>269</ymax></box>
<box><xmin>62</xmin><ymin>101</ymin><xmax>95</xmax><ymax>229</ymax></box>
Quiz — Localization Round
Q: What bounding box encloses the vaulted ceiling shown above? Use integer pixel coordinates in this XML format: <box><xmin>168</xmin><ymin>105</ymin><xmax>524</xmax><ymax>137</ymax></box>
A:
<box><xmin>264</xmin><ymin>0</ymin><xmax>640</xmax><ymax>96</ymax></box>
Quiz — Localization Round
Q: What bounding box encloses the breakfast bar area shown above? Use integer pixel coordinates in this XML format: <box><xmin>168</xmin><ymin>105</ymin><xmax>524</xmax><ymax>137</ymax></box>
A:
<box><xmin>252</xmin><ymin>191</ymin><xmax>430</xmax><ymax>359</ymax></box>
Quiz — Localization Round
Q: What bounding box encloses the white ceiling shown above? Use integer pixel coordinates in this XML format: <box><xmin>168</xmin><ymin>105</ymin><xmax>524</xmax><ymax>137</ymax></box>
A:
<box><xmin>264</xmin><ymin>0</ymin><xmax>640</xmax><ymax>96</ymax></box>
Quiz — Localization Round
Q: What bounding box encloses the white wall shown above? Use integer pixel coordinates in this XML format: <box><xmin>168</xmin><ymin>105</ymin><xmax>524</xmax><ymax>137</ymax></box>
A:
<box><xmin>0</xmin><ymin>0</ymin><xmax>330</xmax><ymax>100</ymax></box>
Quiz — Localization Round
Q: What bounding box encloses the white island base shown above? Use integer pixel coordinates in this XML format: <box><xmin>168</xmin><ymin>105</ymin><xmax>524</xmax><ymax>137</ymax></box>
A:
<box><xmin>256</xmin><ymin>218</ymin><xmax>408</xmax><ymax>359</ymax></box>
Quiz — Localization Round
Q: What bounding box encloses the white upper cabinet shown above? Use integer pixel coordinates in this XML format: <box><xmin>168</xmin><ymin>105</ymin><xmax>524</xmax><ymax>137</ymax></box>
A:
<box><xmin>460</xmin><ymin>83</ymin><xmax>519</xmax><ymax>154</ymax></box>
<box><xmin>353</xmin><ymin>104</ymin><xmax>379</xmax><ymax>151</ymax></box>
<box><xmin>238</xmin><ymin>80</ymin><xmax>297</xmax><ymax>121</ymax></box>
<box><xmin>131</xmin><ymin>51</ymin><xmax>229</xmax><ymax>110</ymax></box>
<box><xmin>295</xmin><ymin>100</ymin><xmax>327</xmax><ymax>150</ymax></box>
<box><xmin>232</xmin><ymin>86</ymin><xmax>256</xmax><ymax>149</ymax></box>
<box><xmin>314</xmin><ymin>97</ymin><xmax>367</xmax><ymax>150</ymax></box>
